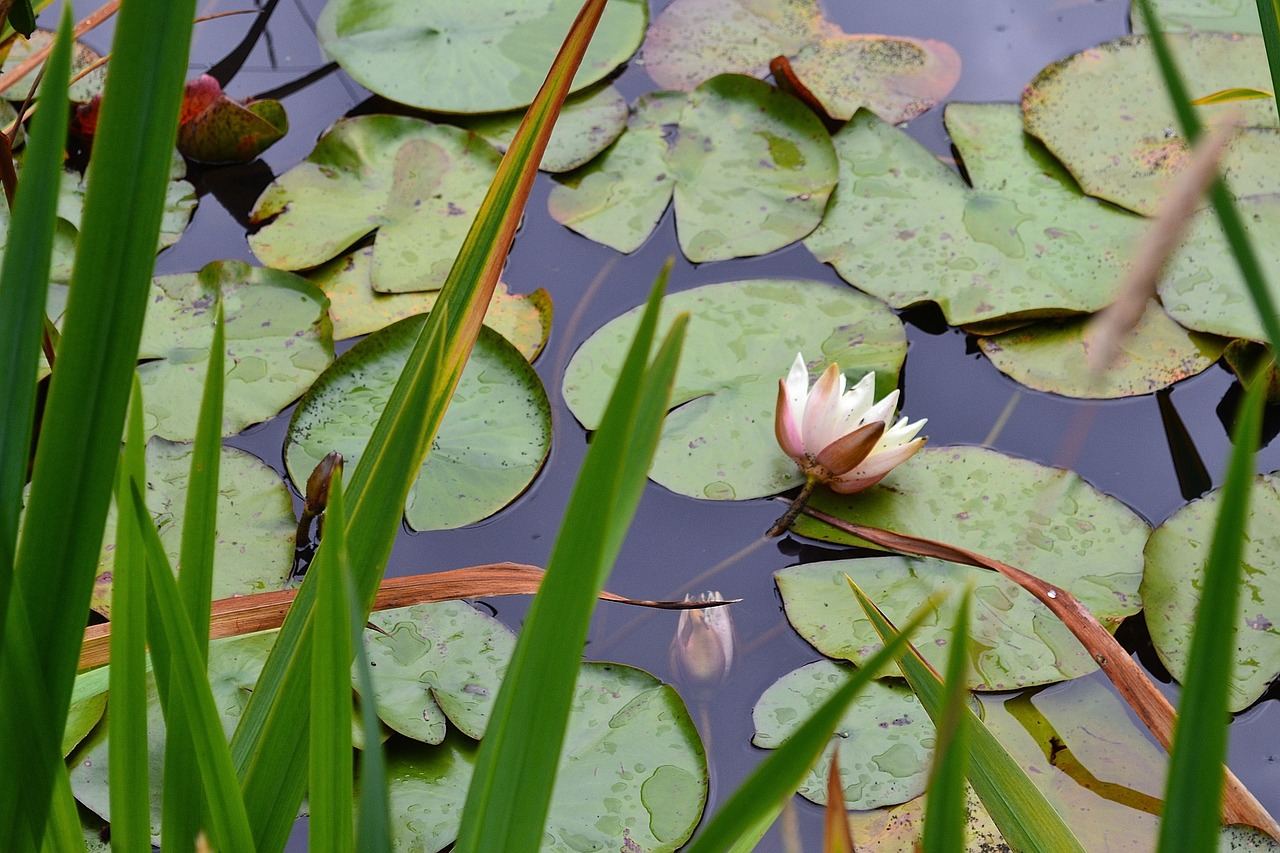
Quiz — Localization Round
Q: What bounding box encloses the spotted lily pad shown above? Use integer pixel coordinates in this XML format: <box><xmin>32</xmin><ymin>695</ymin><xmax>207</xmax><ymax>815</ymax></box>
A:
<box><xmin>384</xmin><ymin>663</ymin><xmax>706</xmax><ymax>852</ymax></box>
<box><xmin>138</xmin><ymin>261</ymin><xmax>333</xmax><ymax>440</ymax></box>
<box><xmin>1130</xmin><ymin>0</ymin><xmax>1263</xmax><ymax>34</ymax></box>
<box><xmin>1143</xmin><ymin>472</ymin><xmax>1280</xmax><ymax>711</ymax></box>
<box><xmin>642</xmin><ymin>0</ymin><xmax>960</xmax><ymax>123</ymax></box>
<box><xmin>1023</xmin><ymin>33</ymin><xmax>1280</xmax><ymax>216</ymax></box>
<box><xmin>176</xmin><ymin>75</ymin><xmax>287</xmax><ymax>165</ymax></box>
<box><xmin>752</xmin><ymin>659</ymin><xmax>934</xmax><ymax>809</ymax></box>
<box><xmin>976</xmin><ymin>300</ymin><xmax>1226</xmax><ymax>398</ymax></box>
<box><xmin>249</xmin><ymin>115</ymin><xmax>502</xmax><ymax>294</ymax></box>
<box><xmin>804</xmin><ymin>103</ymin><xmax>1146</xmax><ymax>328</ymax></box>
<box><xmin>286</xmin><ymin>315</ymin><xmax>551</xmax><ymax>531</ymax></box>
<box><xmin>308</xmin><ymin>245</ymin><xmax>551</xmax><ymax>354</ymax></box>
<box><xmin>549</xmin><ymin>74</ymin><xmax>837</xmax><ymax>261</ymax></box>
<box><xmin>91</xmin><ymin>438</ymin><xmax>295</xmax><ymax>616</ymax></box>
<box><xmin>562</xmin><ymin>279</ymin><xmax>906</xmax><ymax>500</ymax></box>
<box><xmin>1</xmin><ymin>28</ymin><xmax>106</xmax><ymax>103</ymax></box>
<box><xmin>316</xmin><ymin>0</ymin><xmax>646</xmax><ymax>113</ymax></box>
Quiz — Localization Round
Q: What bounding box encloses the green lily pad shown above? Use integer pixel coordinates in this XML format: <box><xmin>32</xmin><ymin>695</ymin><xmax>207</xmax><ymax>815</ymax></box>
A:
<box><xmin>642</xmin><ymin>0</ymin><xmax>960</xmax><ymax>123</ymax></box>
<box><xmin>1023</xmin><ymin>33</ymin><xmax>1280</xmax><ymax>216</ymax></box>
<box><xmin>450</xmin><ymin>83</ymin><xmax>628</xmax><ymax>173</ymax></box>
<box><xmin>91</xmin><ymin>438</ymin><xmax>295</xmax><ymax>616</ymax></box>
<box><xmin>804</xmin><ymin>104</ymin><xmax>1146</xmax><ymax>328</ymax></box>
<box><xmin>1</xmin><ymin>28</ymin><xmax>106</xmax><ymax>103</ymax></box>
<box><xmin>562</xmin><ymin>279</ymin><xmax>906</xmax><ymax>500</ymax></box>
<box><xmin>308</xmin><ymin>245</ymin><xmax>552</xmax><ymax>355</ymax></box>
<box><xmin>360</xmin><ymin>601</ymin><xmax>514</xmax><ymax>743</ymax></box>
<box><xmin>976</xmin><ymin>300</ymin><xmax>1227</xmax><ymax>398</ymax></box>
<box><xmin>549</xmin><ymin>75</ymin><xmax>837</xmax><ymax>261</ymax></box>
<box><xmin>249</xmin><ymin>115</ymin><xmax>502</xmax><ymax>294</ymax></box>
<box><xmin>752</xmin><ymin>659</ymin><xmax>935</xmax><ymax>809</ymax></box>
<box><xmin>1130</xmin><ymin>0</ymin><xmax>1262</xmax><ymax>34</ymax></box>
<box><xmin>385</xmin><ymin>662</ymin><xmax>706</xmax><ymax>852</ymax></box>
<box><xmin>286</xmin><ymin>315</ymin><xmax>551</xmax><ymax>531</ymax></box>
<box><xmin>1143</xmin><ymin>472</ymin><xmax>1280</xmax><ymax>712</ymax></box>
<box><xmin>138</xmin><ymin>261</ymin><xmax>334</xmax><ymax>440</ymax></box>
<box><xmin>316</xmin><ymin>0</ymin><xmax>646</xmax><ymax>113</ymax></box>
<box><xmin>64</xmin><ymin>667</ymin><xmax>109</xmax><ymax>758</ymax></box>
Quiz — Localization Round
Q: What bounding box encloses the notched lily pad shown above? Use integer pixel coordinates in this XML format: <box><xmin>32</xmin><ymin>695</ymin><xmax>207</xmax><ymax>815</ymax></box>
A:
<box><xmin>177</xmin><ymin>74</ymin><xmax>287</xmax><ymax>164</ymax></box>
<box><xmin>249</xmin><ymin>114</ymin><xmax>502</xmax><ymax>294</ymax></box>
<box><xmin>805</xmin><ymin>103</ymin><xmax>1146</xmax><ymax>328</ymax></box>
<box><xmin>317</xmin><ymin>0</ymin><xmax>646</xmax><ymax>113</ymax></box>
<box><xmin>1023</xmin><ymin>33</ymin><xmax>1280</xmax><ymax>215</ymax></box>
<box><xmin>752</xmin><ymin>659</ymin><xmax>934</xmax><ymax>809</ymax></box>
<box><xmin>642</xmin><ymin>0</ymin><xmax>960</xmax><ymax>122</ymax></box>
<box><xmin>562</xmin><ymin>279</ymin><xmax>906</xmax><ymax>500</ymax></box>
<box><xmin>286</xmin><ymin>315</ymin><xmax>551</xmax><ymax>531</ymax></box>
<box><xmin>1144</xmin><ymin>472</ymin><xmax>1280</xmax><ymax>712</ymax></box>
<box><xmin>550</xmin><ymin>74</ymin><xmax>837</xmax><ymax>260</ymax></box>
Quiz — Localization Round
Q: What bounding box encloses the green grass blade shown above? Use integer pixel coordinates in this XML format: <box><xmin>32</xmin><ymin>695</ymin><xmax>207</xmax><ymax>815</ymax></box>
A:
<box><xmin>1253</xmin><ymin>0</ymin><xmax>1280</xmax><ymax>110</ymax></box>
<box><xmin>1158</xmin><ymin>375</ymin><xmax>1267</xmax><ymax>851</ymax></box>
<box><xmin>310</xmin><ymin>472</ymin><xmax>354</xmax><ymax>853</ymax></box>
<box><xmin>921</xmin><ymin>588</ymin><xmax>972</xmax><ymax>853</ymax></box>
<box><xmin>851</xmin><ymin>582</ymin><xmax>1087</xmax><ymax>853</ymax></box>
<box><xmin>684</xmin><ymin>595</ymin><xmax>942</xmax><ymax>853</ymax></box>
<box><xmin>108</xmin><ymin>381</ymin><xmax>150</xmax><ymax>851</ymax></box>
<box><xmin>351</xmin><ymin>578</ymin><xmax>391</xmax><ymax>852</ymax></box>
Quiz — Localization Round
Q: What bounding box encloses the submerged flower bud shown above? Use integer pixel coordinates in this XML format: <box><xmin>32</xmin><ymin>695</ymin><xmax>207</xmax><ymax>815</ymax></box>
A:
<box><xmin>669</xmin><ymin>592</ymin><xmax>735</xmax><ymax>691</ymax></box>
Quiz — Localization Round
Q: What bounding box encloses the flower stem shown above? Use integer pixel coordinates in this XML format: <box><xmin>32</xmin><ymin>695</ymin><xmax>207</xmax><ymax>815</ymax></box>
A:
<box><xmin>767</xmin><ymin>477</ymin><xmax>817</xmax><ymax>537</ymax></box>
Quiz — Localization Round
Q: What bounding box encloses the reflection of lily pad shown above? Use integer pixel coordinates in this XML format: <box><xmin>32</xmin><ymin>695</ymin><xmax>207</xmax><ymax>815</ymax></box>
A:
<box><xmin>550</xmin><ymin>75</ymin><xmax>836</xmax><ymax>261</ymax></box>
<box><xmin>1144</xmin><ymin>472</ymin><xmax>1280</xmax><ymax>712</ymax></box>
<box><xmin>805</xmin><ymin>104</ymin><xmax>1145</xmax><ymax>327</ymax></box>
<box><xmin>752</xmin><ymin>659</ymin><xmax>934</xmax><ymax>809</ymax></box>
<box><xmin>562</xmin><ymin>279</ymin><xmax>906</xmax><ymax>500</ymax></box>
<box><xmin>138</xmin><ymin>261</ymin><xmax>333</xmax><ymax>440</ymax></box>
<box><xmin>385</xmin><ymin>662</ymin><xmax>706</xmax><ymax>852</ymax></box>
<box><xmin>316</xmin><ymin>0</ymin><xmax>646</xmax><ymax>113</ymax></box>
<box><xmin>286</xmin><ymin>316</ymin><xmax>551</xmax><ymax>531</ymax></box>
<box><xmin>642</xmin><ymin>0</ymin><xmax>959</xmax><ymax>123</ymax></box>
<box><xmin>92</xmin><ymin>439</ymin><xmax>295</xmax><ymax>616</ymax></box>
<box><xmin>976</xmin><ymin>301</ymin><xmax>1226</xmax><ymax>398</ymax></box>
<box><xmin>249</xmin><ymin>115</ymin><xmax>502</xmax><ymax>294</ymax></box>
<box><xmin>1023</xmin><ymin>33</ymin><xmax>1280</xmax><ymax>215</ymax></box>
<box><xmin>308</xmin><ymin>246</ymin><xmax>551</xmax><ymax>355</ymax></box>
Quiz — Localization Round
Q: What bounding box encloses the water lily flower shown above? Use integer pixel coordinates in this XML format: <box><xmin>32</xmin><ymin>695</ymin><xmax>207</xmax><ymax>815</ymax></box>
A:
<box><xmin>669</xmin><ymin>592</ymin><xmax>735</xmax><ymax>692</ymax></box>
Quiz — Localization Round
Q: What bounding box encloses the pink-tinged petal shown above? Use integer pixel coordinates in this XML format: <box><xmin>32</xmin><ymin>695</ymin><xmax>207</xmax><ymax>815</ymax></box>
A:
<box><xmin>784</xmin><ymin>353</ymin><xmax>810</xmax><ymax>410</ymax></box>
<box><xmin>803</xmin><ymin>363</ymin><xmax>845</xmax><ymax>452</ymax></box>
<box><xmin>774</xmin><ymin>378</ymin><xmax>805</xmax><ymax>461</ymax></box>
<box><xmin>828</xmin><ymin>437</ymin><xmax>927</xmax><ymax>494</ymax></box>
<box><xmin>815</xmin><ymin>421</ymin><xmax>884</xmax><ymax>477</ymax></box>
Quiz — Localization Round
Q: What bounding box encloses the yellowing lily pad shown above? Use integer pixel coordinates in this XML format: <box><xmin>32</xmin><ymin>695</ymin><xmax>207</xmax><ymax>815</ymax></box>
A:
<box><xmin>308</xmin><ymin>245</ymin><xmax>551</xmax><ymax>355</ymax></box>
<box><xmin>550</xmin><ymin>75</ymin><xmax>837</xmax><ymax>261</ymax></box>
<box><xmin>1023</xmin><ymin>33</ymin><xmax>1280</xmax><ymax>216</ymax></box>
<box><xmin>976</xmin><ymin>301</ymin><xmax>1227</xmax><ymax>398</ymax></box>
<box><xmin>642</xmin><ymin>0</ymin><xmax>960</xmax><ymax>123</ymax></box>
<box><xmin>1143</xmin><ymin>472</ymin><xmax>1280</xmax><ymax>712</ymax></box>
<box><xmin>804</xmin><ymin>103</ymin><xmax>1147</xmax><ymax>328</ymax></box>
<box><xmin>138</xmin><ymin>261</ymin><xmax>333</xmax><ymax>440</ymax></box>
<box><xmin>562</xmin><ymin>279</ymin><xmax>906</xmax><ymax>500</ymax></box>
<box><xmin>286</xmin><ymin>315</ymin><xmax>551</xmax><ymax>531</ymax></box>
<box><xmin>316</xmin><ymin>0</ymin><xmax>646</xmax><ymax>113</ymax></box>
<box><xmin>91</xmin><ymin>439</ymin><xmax>295</xmax><ymax>617</ymax></box>
<box><xmin>1</xmin><ymin>28</ymin><xmax>106</xmax><ymax>103</ymax></box>
<box><xmin>249</xmin><ymin>115</ymin><xmax>502</xmax><ymax>294</ymax></box>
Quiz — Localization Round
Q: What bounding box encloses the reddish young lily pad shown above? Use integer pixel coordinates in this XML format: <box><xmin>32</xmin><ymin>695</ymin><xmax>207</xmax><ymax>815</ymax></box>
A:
<box><xmin>176</xmin><ymin>75</ymin><xmax>287</xmax><ymax>164</ymax></box>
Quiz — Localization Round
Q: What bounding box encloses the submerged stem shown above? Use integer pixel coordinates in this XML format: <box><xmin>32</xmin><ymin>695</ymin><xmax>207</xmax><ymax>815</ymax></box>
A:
<box><xmin>766</xmin><ymin>476</ymin><xmax>818</xmax><ymax>537</ymax></box>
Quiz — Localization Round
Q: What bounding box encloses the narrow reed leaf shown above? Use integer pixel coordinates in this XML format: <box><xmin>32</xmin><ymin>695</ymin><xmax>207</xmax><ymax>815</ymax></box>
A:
<box><xmin>684</xmin><ymin>596</ymin><xmax>941</xmax><ymax>853</ymax></box>
<box><xmin>921</xmin><ymin>588</ymin><xmax>972</xmax><ymax>853</ymax></box>
<box><xmin>1158</xmin><ymin>375</ymin><xmax>1267</xmax><ymax>852</ymax></box>
<box><xmin>1253</xmin><ymin>0</ymin><xmax>1280</xmax><ymax>110</ymax></box>
<box><xmin>851</xmin><ymin>581</ymin><xmax>1087</xmax><ymax>853</ymax></box>
<box><xmin>454</xmin><ymin>273</ymin><xmax>687</xmax><ymax>851</ymax></box>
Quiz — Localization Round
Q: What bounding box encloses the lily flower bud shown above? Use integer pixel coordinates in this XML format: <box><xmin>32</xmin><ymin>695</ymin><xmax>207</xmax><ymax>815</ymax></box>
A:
<box><xmin>669</xmin><ymin>592</ymin><xmax>735</xmax><ymax>691</ymax></box>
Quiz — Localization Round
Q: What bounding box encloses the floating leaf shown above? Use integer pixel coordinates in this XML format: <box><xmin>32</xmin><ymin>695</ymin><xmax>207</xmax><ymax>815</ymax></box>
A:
<box><xmin>751</xmin><ymin>659</ymin><xmax>934</xmax><ymax>809</ymax></box>
<box><xmin>1143</xmin><ymin>472</ymin><xmax>1280</xmax><ymax>712</ymax></box>
<box><xmin>176</xmin><ymin>74</ymin><xmax>287</xmax><ymax>164</ymax></box>
<box><xmin>91</xmin><ymin>439</ymin><xmax>295</xmax><ymax>617</ymax></box>
<box><xmin>550</xmin><ymin>75</ymin><xmax>837</xmax><ymax>261</ymax></box>
<box><xmin>385</xmin><ymin>663</ymin><xmax>706</xmax><ymax>852</ymax></box>
<box><xmin>316</xmin><ymin>0</ymin><xmax>646</xmax><ymax>113</ymax></box>
<box><xmin>804</xmin><ymin>103</ymin><xmax>1146</xmax><ymax>327</ymax></box>
<box><xmin>1023</xmin><ymin>33</ymin><xmax>1280</xmax><ymax>216</ymax></box>
<box><xmin>562</xmin><ymin>279</ymin><xmax>906</xmax><ymax>500</ymax></box>
<box><xmin>1130</xmin><ymin>0</ymin><xmax>1263</xmax><ymax>34</ymax></box>
<box><xmin>977</xmin><ymin>300</ymin><xmax>1226</xmax><ymax>398</ymax></box>
<box><xmin>642</xmin><ymin>0</ymin><xmax>959</xmax><ymax>123</ymax></box>
<box><xmin>138</xmin><ymin>261</ymin><xmax>333</xmax><ymax>440</ymax></box>
<box><xmin>0</xmin><ymin>27</ymin><xmax>106</xmax><ymax>102</ymax></box>
<box><xmin>249</xmin><ymin>115</ymin><xmax>502</xmax><ymax>294</ymax></box>
<box><xmin>450</xmin><ymin>82</ymin><xmax>628</xmax><ymax>173</ymax></box>
<box><xmin>286</xmin><ymin>315</ymin><xmax>551</xmax><ymax>531</ymax></box>
<box><xmin>308</xmin><ymin>245</ymin><xmax>551</xmax><ymax>355</ymax></box>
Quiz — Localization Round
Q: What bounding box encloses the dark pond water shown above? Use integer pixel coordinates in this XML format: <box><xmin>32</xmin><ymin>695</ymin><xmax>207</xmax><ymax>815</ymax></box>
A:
<box><xmin>62</xmin><ymin>0</ymin><xmax>1280</xmax><ymax>847</ymax></box>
